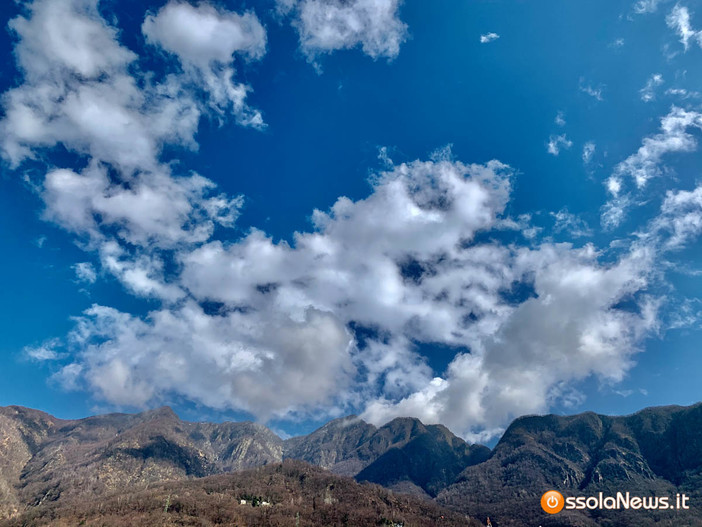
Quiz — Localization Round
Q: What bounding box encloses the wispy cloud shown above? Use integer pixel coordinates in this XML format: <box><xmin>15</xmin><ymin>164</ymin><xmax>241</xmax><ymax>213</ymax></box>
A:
<box><xmin>579</xmin><ymin>78</ymin><xmax>604</xmax><ymax>101</ymax></box>
<box><xmin>73</xmin><ymin>262</ymin><xmax>97</xmax><ymax>284</ymax></box>
<box><xmin>633</xmin><ymin>0</ymin><xmax>673</xmax><ymax>14</ymax></box>
<box><xmin>547</xmin><ymin>134</ymin><xmax>573</xmax><ymax>156</ymax></box>
<box><xmin>480</xmin><ymin>32</ymin><xmax>500</xmax><ymax>44</ymax></box>
<box><xmin>582</xmin><ymin>141</ymin><xmax>596</xmax><ymax>164</ymax></box>
<box><xmin>640</xmin><ymin>73</ymin><xmax>664</xmax><ymax>102</ymax></box>
<box><xmin>551</xmin><ymin>209</ymin><xmax>593</xmax><ymax>238</ymax></box>
<box><xmin>602</xmin><ymin>107</ymin><xmax>702</xmax><ymax>228</ymax></box>
<box><xmin>24</xmin><ymin>339</ymin><xmax>64</xmax><ymax>362</ymax></box>
<box><xmin>555</xmin><ymin>111</ymin><xmax>566</xmax><ymax>126</ymax></box>
<box><xmin>666</xmin><ymin>4</ymin><xmax>702</xmax><ymax>50</ymax></box>
<box><xmin>665</xmin><ymin>87</ymin><xmax>702</xmax><ymax>99</ymax></box>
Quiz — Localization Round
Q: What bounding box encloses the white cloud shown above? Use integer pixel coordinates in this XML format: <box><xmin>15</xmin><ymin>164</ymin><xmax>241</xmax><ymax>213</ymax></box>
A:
<box><xmin>665</xmin><ymin>87</ymin><xmax>702</xmax><ymax>99</ymax></box>
<box><xmin>601</xmin><ymin>107</ymin><xmax>702</xmax><ymax>228</ymax></box>
<box><xmin>551</xmin><ymin>209</ymin><xmax>593</xmax><ymax>238</ymax></box>
<box><xmin>666</xmin><ymin>4</ymin><xmax>702</xmax><ymax>50</ymax></box>
<box><xmin>42</xmin><ymin>163</ymin><xmax>242</xmax><ymax>249</ymax></box>
<box><xmin>179</xmin><ymin>158</ymin><xmax>515</xmax><ymax>345</ymax></box>
<box><xmin>650</xmin><ymin>185</ymin><xmax>702</xmax><ymax>250</ymax></box>
<box><xmin>143</xmin><ymin>2</ymin><xmax>265</xmax><ymax>65</ymax></box>
<box><xmin>363</xmin><ymin>244</ymin><xmax>658</xmax><ymax>436</ymax></box>
<box><xmin>24</xmin><ymin>339</ymin><xmax>64</xmax><ymax>361</ymax></box>
<box><xmin>633</xmin><ymin>0</ymin><xmax>673</xmax><ymax>14</ymax></box>
<box><xmin>57</xmin><ymin>304</ymin><xmax>353</xmax><ymax>417</ymax></box>
<box><xmin>547</xmin><ymin>134</ymin><xmax>573</xmax><ymax>156</ymax></box>
<box><xmin>73</xmin><ymin>262</ymin><xmax>97</xmax><ymax>284</ymax></box>
<box><xmin>3</xmin><ymin>0</ymin><xmax>688</xmax><ymax>441</ymax></box>
<box><xmin>142</xmin><ymin>1</ymin><xmax>266</xmax><ymax>125</ymax></box>
<box><xmin>43</xmin><ymin>153</ymin><xmax>662</xmax><ymax>439</ymax></box>
<box><xmin>640</xmin><ymin>73</ymin><xmax>664</xmax><ymax>102</ymax></box>
<box><xmin>480</xmin><ymin>32</ymin><xmax>500</xmax><ymax>44</ymax></box>
<box><xmin>280</xmin><ymin>0</ymin><xmax>408</xmax><ymax>62</ymax></box>
<box><xmin>555</xmin><ymin>111</ymin><xmax>566</xmax><ymax>126</ymax></box>
<box><xmin>579</xmin><ymin>78</ymin><xmax>604</xmax><ymax>101</ymax></box>
<box><xmin>582</xmin><ymin>141</ymin><xmax>596</xmax><ymax>164</ymax></box>
<box><xmin>612</xmin><ymin>107</ymin><xmax>702</xmax><ymax>191</ymax></box>
<box><xmin>1</xmin><ymin>0</ymin><xmax>201</xmax><ymax>173</ymax></box>
<box><xmin>8</xmin><ymin>0</ymin><xmax>136</xmax><ymax>80</ymax></box>
<box><xmin>1</xmin><ymin>0</ymin><xmax>246</xmax><ymax>302</ymax></box>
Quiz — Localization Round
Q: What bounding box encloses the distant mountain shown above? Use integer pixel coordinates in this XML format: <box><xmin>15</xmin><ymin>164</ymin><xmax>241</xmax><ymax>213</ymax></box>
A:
<box><xmin>0</xmin><ymin>405</ymin><xmax>283</xmax><ymax>519</ymax></box>
<box><xmin>0</xmin><ymin>404</ymin><xmax>483</xmax><ymax>520</ymax></box>
<box><xmin>283</xmin><ymin>415</ymin><xmax>489</xmax><ymax>497</ymax></box>
<box><xmin>2</xmin><ymin>402</ymin><xmax>702</xmax><ymax>526</ymax></box>
<box><xmin>437</xmin><ymin>403</ymin><xmax>702</xmax><ymax>526</ymax></box>
<box><xmin>283</xmin><ymin>415</ymin><xmax>377</xmax><ymax>475</ymax></box>
<box><xmin>354</xmin><ymin>418</ymin><xmax>490</xmax><ymax>497</ymax></box>
<box><xmin>1</xmin><ymin>460</ymin><xmax>482</xmax><ymax>527</ymax></box>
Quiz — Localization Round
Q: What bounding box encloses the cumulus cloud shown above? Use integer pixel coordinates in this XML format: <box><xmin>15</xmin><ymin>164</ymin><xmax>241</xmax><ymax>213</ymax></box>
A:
<box><xmin>1</xmin><ymin>0</ymin><xmax>247</xmax><ymax>296</ymax></box>
<box><xmin>42</xmin><ymin>163</ymin><xmax>242</xmax><ymax>249</ymax></box>
<box><xmin>59</xmin><ymin>304</ymin><xmax>353</xmax><ymax>417</ymax></box>
<box><xmin>3</xmin><ymin>0</ymin><xmax>693</xmax><ymax>441</ymax></box>
<box><xmin>640</xmin><ymin>73</ymin><xmax>664</xmax><ymax>102</ymax></box>
<box><xmin>547</xmin><ymin>134</ymin><xmax>573</xmax><ymax>155</ymax></box>
<box><xmin>1</xmin><ymin>0</ymin><xmax>199</xmax><ymax>172</ymax></box>
<box><xmin>39</xmin><ymin>152</ymin><xmax>663</xmax><ymax>438</ymax></box>
<box><xmin>43</xmin><ymin>156</ymin><xmax>521</xmax><ymax>423</ymax></box>
<box><xmin>480</xmin><ymin>32</ymin><xmax>500</xmax><ymax>44</ymax></box>
<box><xmin>142</xmin><ymin>1</ymin><xmax>266</xmax><ymax>125</ymax></box>
<box><xmin>280</xmin><ymin>0</ymin><xmax>408</xmax><ymax>62</ymax></box>
<box><xmin>362</xmin><ymin>243</ymin><xmax>658</xmax><ymax>435</ymax></box>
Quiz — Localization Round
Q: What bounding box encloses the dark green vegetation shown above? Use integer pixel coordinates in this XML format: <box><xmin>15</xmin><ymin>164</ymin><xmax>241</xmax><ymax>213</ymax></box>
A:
<box><xmin>1</xmin><ymin>403</ymin><xmax>702</xmax><ymax>526</ymax></box>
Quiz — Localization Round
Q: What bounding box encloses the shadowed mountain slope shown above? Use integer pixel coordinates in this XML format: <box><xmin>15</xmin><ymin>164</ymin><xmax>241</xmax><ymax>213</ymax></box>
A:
<box><xmin>284</xmin><ymin>415</ymin><xmax>489</xmax><ymax>497</ymax></box>
<box><xmin>437</xmin><ymin>403</ymin><xmax>702</xmax><ymax>526</ymax></box>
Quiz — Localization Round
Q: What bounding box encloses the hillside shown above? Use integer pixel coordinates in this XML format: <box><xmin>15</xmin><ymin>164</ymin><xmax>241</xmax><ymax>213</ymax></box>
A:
<box><xmin>0</xmin><ymin>460</ymin><xmax>481</xmax><ymax>527</ymax></box>
<box><xmin>3</xmin><ymin>403</ymin><xmax>702</xmax><ymax>526</ymax></box>
<box><xmin>0</xmin><ymin>405</ymin><xmax>485</xmax><ymax>520</ymax></box>
<box><xmin>437</xmin><ymin>403</ymin><xmax>702</xmax><ymax>526</ymax></box>
<box><xmin>0</xmin><ymin>405</ymin><xmax>284</xmax><ymax>519</ymax></box>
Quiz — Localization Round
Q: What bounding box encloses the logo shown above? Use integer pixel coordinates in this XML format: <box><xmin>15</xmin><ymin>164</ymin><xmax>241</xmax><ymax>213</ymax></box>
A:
<box><xmin>541</xmin><ymin>490</ymin><xmax>565</xmax><ymax>514</ymax></box>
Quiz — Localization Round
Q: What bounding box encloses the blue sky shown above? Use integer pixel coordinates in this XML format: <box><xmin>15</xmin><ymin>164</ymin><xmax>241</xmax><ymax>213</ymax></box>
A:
<box><xmin>1</xmin><ymin>0</ymin><xmax>702</xmax><ymax>441</ymax></box>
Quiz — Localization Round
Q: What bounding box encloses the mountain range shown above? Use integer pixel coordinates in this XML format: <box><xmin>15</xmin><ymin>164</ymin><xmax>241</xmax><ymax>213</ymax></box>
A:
<box><xmin>1</xmin><ymin>402</ymin><xmax>701</xmax><ymax>526</ymax></box>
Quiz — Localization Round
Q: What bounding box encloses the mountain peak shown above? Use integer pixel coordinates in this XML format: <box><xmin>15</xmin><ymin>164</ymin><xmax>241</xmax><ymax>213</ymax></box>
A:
<box><xmin>138</xmin><ymin>405</ymin><xmax>179</xmax><ymax>420</ymax></box>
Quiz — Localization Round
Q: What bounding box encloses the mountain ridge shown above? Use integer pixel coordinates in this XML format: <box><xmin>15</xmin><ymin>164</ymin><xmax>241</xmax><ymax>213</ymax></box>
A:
<box><xmin>0</xmin><ymin>404</ymin><xmax>486</xmax><ymax>520</ymax></box>
<box><xmin>2</xmin><ymin>402</ymin><xmax>702</xmax><ymax>526</ymax></box>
